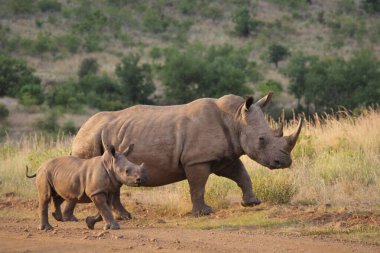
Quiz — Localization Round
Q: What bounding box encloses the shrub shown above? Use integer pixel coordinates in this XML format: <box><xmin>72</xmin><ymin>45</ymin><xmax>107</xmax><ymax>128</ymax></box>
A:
<box><xmin>143</xmin><ymin>8</ymin><xmax>169</xmax><ymax>34</ymax></box>
<box><xmin>33</xmin><ymin>32</ymin><xmax>58</xmax><ymax>55</ymax></box>
<box><xmin>10</xmin><ymin>0</ymin><xmax>36</xmax><ymax>15</ymax></box>
<box><xmin>0</xmin><ymin>54</ymin><xmax>42</xmax><ymax>98</ymax></box>
<box><xmin>116</xmin><ymin>54</ymin><xmax>155</xmax><ymax>104</ymax></box>
<box><xmin>268</xmin><ymin>43</ymin><xmax>290</xmax><ymax>68</ymax></box>
<box><xmin>34</xmin><ymin>111</ymin><xmax>60</xmax><ymax>133</ymax></box>
<box><xmin>361</xmin><ymin>0</ymin><xmax>380</xmax><ymax>13</ymax></box>
<box><xmin>0</xmin><ymin>103</ymin><xmax>9</xmax><ymax>121</ymax></box>
<box><xmin>62</xmin><ymin>121</ymin><xmax>77</xmax><ymax>135</ymax></box>
<box><xmin>46</xmin><ymin>80</ymin><xmax>85</xmax><ymax>112</ymax></box>
<box><xmin>57</xmin><ymin>34</ymin><xmax>81</xmax><ymax>54</ymax></box>
<box><xmin>17</xmin><ymin>84</ymin><xmax>44</xmax><ymax>106</ymax></box>
<box><xmin>160</xmin><ymin>44</ymin><xmax>254</xmax><ymax>104</ymax></box>
<box><xmin>232</xmin><ymin>7</ymin><xmax>261</xmax><ymax>37</ymax></box>
<box><xmin>37</xmin><ymin>0</ymin><xmax>61</xmax><ymax>12</ymax></box>
<box><xmin>257</xmin><ymin>79</ymin><xmax>283</xmax><ymax>95</ymax></box>
<box><xmin>78</xmin><ymin>58</ymin><xmax>99</xmax><ymax>78</ymax></box>
<box><xmin>79</xmin><ymin>74</ymin><xmax>124</xmax><ymax>110</ymax></box>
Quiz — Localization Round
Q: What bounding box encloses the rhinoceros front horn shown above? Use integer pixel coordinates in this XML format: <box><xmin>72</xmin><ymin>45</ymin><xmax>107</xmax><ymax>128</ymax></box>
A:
<box><xmin>285</xmin><ymin>117</ymin><xmax>303</xmax><ymax>151</ymax></box>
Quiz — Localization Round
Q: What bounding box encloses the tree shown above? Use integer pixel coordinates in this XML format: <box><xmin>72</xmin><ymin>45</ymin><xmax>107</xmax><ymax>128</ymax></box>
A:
<box><xmin>361</xmin><ymin>0</ymin><xmax>380</xmax><ymax>13</ymax></box>
<box><xmin>232</xmin><ymin>7</ymin><xmax>260</xmax><ymax>37</ymax></box>
<box><xmin>160</xmin><ymin>44</ymin><xmax>253</xmax><ymax>104</ymax></box>
<box><xmin>268</xmin><ymin>43</ymin><xmax>290</xmax><ymax>68</ymax></box>
<box><xmin>0</xmin><ymin>54</ymin><xmax>43</xmax><ymax>104</ymax></box>
<box><xmin>78</xmin><ymin>58</ymin><xmax>99</xmax><ymax>78</ymax></box>
<box><xmin>115</xmin><ymin>54</ymin><xmax>155</xmax><ymax>105</ymax></box>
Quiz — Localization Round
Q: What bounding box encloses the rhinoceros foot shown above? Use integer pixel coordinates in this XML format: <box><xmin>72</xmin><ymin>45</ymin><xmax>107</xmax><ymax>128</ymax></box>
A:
<box><xmin>85</xmin><ymin>217</ymin><xmax>96</xmax><ymax>230</ymax></box>
<box><xmin>52</xmin><ymin>211</ymin><xmax>63</xmax><ymax>221</ymax></box>
<box><xmin>241</xmin><ymin>197</ymin><xmax>261</xmax><ymax>207</ymax></box>
<box><xmin>192</xmin><ymin>204</ymin><xmax>213</xmax><ymax>216</ymax></box>
<box><xmin>103</xmin><ymin>222</ymin><xmax>120</xmax><ymax>230</ymax></box>
<box><xmin>114</xmin><ymin>211</ymin><xmax>132</xmax><ymax>220</ymax></box>
<box><xmin>62</xmin><ymin>215</ymin><xmax>79</xmax><ymax>222</ymax></box>
<box><xmin>38</xmin><ymin>223</ymin><xmax>53</xmax><ymax>231</ymax></box>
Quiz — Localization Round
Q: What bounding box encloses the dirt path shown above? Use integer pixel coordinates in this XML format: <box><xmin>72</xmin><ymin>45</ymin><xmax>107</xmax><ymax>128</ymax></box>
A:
<box><xmin>0</xmin><ymin>218</ymin><xmax>379</xmax><ymax>253</ymax></box>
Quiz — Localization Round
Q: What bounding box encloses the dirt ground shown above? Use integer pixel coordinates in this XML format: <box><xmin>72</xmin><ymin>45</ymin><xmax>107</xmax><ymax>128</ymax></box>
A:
<box><xmin>1</xmin><ymin>207</ymin><xmax>380</xmax><ymax>253</ymax></box>
<box><xmin>0</xmin><ymin>218</ymin><xmax>379</xmax><ymax>253</ymax></box>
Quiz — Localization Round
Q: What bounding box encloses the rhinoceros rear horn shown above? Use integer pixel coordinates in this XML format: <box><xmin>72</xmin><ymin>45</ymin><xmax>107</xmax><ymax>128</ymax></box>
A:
<box><xmin>274</xmin><ymin>121</ymin><xmax>284</xmax><ymax>137</ymax></box>
<box><xmin>285</xmin><ymin>117</ymin><xmax>303</xmax><ymax>151</ymax></box>
<box><xmin>123</xmin><ymin>144</ymin><xmax>134</xmax><ymax>157</ymax></box>
<box><xmin>255</xmin><ymin>92</ymin><xmax>273</xmax><ymax>108</ymax></box>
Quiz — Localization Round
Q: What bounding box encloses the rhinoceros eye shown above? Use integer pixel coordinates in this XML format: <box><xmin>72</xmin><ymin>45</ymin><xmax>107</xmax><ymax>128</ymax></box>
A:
<box><xmin>259</xmin><ymin>136</ymin><xmax>266</xmax><ymax>148</ymax></box>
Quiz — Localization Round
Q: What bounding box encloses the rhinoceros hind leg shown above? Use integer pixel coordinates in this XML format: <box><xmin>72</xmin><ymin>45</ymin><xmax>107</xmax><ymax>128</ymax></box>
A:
<box><xmin>185</xmin><ymin>164</ymin><xmax>213</xmax><ymax>216</ymax></box>
<box><xmin>51</xmin><ymin>195</ymin><xmax>64</xmax><ymax>221</ymax></box>
<box><xmin>62</xmin><ymin>201</ymin><xmax>79</xmax><ymax>222</ymax></box>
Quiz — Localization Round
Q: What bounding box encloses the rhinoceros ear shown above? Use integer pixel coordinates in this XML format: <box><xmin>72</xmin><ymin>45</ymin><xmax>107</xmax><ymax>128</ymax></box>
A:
<box><xmin>123</xmin><ymin>144</ymin><xmax>134</xmax><ymax>157</ymax></box>
<box><xmin>255</xmin><ymin>92</ymin><xmax>273</xmax><ymax>108</ymax></box>
<box><xmin>243</xmin><ymin>96</ymin><xmax>254</xmax><ymax>111</ymax></box>
<box><xmin>107</xmin><ymin>145</ymin><xmax>116</xmax><ymax>157</ymax></box>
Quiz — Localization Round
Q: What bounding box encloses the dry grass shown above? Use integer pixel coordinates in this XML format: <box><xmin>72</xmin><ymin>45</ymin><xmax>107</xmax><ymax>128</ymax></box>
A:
<box><xmin>0</xmin><ymin>109</ymin><xmax>379</xmax><ymax>215</ymax></box>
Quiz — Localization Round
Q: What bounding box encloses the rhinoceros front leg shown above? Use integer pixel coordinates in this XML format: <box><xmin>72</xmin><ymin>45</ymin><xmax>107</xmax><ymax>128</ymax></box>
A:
<box><xmin>214</xmin><ymin>159</ymin><xmax>261</xmax><ymax>207</ymax></box>
<box><xmin>91</xmin><ymin>193</ymin><xmax>120</xmax><ymax>230</ymax></box>
<box><xmin>185</xmin><ymin>164</ymin><xmax>213</xmax><ymax>216</ymax></box>
<box><xmin>111</xmin><ymin>189</ymin><xmax>132</xmax><ymax>220</ymax></box>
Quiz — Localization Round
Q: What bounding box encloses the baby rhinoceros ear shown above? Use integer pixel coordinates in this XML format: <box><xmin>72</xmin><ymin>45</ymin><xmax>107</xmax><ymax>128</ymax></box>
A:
<box><xmin>123</xmin><ymin>144</ymin><xmax>134</xmax><ymax>157</ymax></box>
<box><xmin>107</xmin><ymin>145</ymin><xmax>116</xmax><ymax>157</ymax></box>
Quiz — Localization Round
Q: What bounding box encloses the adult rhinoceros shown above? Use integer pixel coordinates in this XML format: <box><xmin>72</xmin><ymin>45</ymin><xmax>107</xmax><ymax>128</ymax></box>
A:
<box><xmin>68</xmin><ymin>93</ymin><xmax>302</xmax><ymax>217</ymax></box>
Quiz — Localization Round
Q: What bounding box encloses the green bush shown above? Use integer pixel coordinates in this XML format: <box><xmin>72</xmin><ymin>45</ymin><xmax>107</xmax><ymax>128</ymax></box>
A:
<box><xmin>83</xmin><ymin>33</ymin><xmax>103</xmax><ymax>52</ymax></box>
<box><xmin>116</xmin><ymin>54</ymin><xmax>155</xmax><ymax>104</ymax></box>
<box><xmin>257</xmin><ymin>79</ymin><xmax>283</xmax><ymax>95</ymax></box>
<box><xmin>10</xmin><ymin>0</ymin><xmax>36</xmax><ymax>14</ymax></box>
<box><xmin>79</xmin><ymin>74</ymin><xmax>124</xmax><ymax>110</ymax></box>
<box><xmin>46</xmin><ymin>80</ymin><xmax>85</xmax><ymax>112</ymax></box>
<box><xmin>0</xmin><ymin>54</ymin><xmax>42</xmax><ymax>98</ymax></box>
<box><xmin>160</xmin><ymin>44</ymin><xmax>254</xmax><ymax>104</ymax></box>
<box><xmin>17</xmin><ymin>84</ymin><xmax>44</xmax><ymax>106</ymax></box>
<box><xmin>0</xmin><ymin>103</ymin><xmax>9</xmax><ymax>121</ymax></box>
<box><xmin>56</xmin><ymin>34</ymin><xmax>81</xmax><ymax>54</ymax></box>
<box><xmin>143</xmin><ymin>8</ymin><xmax>169</xmax><ymax>34</ymax></box>
<box><xmin>232</xmin><ymin>7</ymin><xmax>261</xmax><ymax>37</ymax></box>
<box><xmin>361</xmin><ymin>0</ymin><xmax>380</xmax><ymax>13</ymax></box>
<box><xmin>37</xmin><ymin>0</ymin><xmax>61</xmax><ymax>12</ymax></box>
<box><xmin>62</xmin><ymin>121</ymin><xmax>77</xmax><ymax>135</ymax></box>
<box><xmin>33</xmin><ymin>32</ymin><xmax>58</xmax><ymax>55</ymax></box>
<box><xmin>268</xmin><ymin>43</ymin><xmax>290</xmax><ymax>68</ymax></box>
<box><xmin>34</xmin><ymin>111</ymin><xmax>60</xmax><ymax>133</ymax></box>
<box><xmin>78</xmin><ymin>58</ymin><xmax>99</xmax><ymax>78</ymax></box>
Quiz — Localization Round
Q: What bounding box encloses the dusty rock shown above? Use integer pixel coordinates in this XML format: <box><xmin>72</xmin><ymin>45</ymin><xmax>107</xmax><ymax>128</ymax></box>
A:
<box><xmin>149</xmin><ymin>238</ymin><xmax>157</xmax><ymax>242</ymax></box>
<box><xmin>81</xmin><ymin>235</ymin><xmax>90</xmax><ymax>240</ymax></box>
<box><xmin>96</xmin><ymin>231</ymin><xmax>109</xmax><ymax>237</ymax></box>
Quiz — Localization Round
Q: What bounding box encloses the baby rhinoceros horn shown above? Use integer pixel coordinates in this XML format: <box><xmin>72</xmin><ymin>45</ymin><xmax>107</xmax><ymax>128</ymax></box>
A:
<box><xmin>285</xmin><ymin>117</ymin><xmax>303</xmax><ymax>152</ymax></box>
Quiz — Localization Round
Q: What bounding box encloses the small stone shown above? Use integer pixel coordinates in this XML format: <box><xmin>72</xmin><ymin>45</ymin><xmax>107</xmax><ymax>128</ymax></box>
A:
<box><xmin>174</xmin><ymin>239</ymin><xmax>180</xmax><ymax>244</ymax></box>
<box><xmin>150</xmin><ymin>238</ymin><xmax>157</xmax><ymax>242</ymax></box>
<box><xmin>23</xmin><ymin>228</ymin><xmax>29</xmax><ymax>232</ymax></box>
<box><xmin>81</xmin><ymin>236</ymin><xmax>89</xmax><ymax>240</ymax></box>
<box><xmin>52</xmin><ymin>230</ymin><xmax>58</xmax><ymax>235</ymax></box>
<box><xmin>156</xmin><ymin>246</ymin><xmax>163</xmax><ymax>250</ymax></box>
<box><xmin>156</xmin><ymin>219</ymin><xmax>166</xmax><ymax>224</ymax></box>
<box><xmin>97</xmin><ymin>231</ymin><xmax>109</xmax><ymax>237</ymax></box>
<box><xmin>82</xmin><ymin>231</ymin><xmax>89</xmax><ymax>234</ymax></box>
<box><xmin>25</xmin><ymin>233</ymin><xmax>32</xmax><ymax>238</ymax></box>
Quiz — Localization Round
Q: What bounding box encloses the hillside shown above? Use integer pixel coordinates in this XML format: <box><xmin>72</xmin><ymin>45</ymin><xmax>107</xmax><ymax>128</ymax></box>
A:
<box><xmin>0</xmin><ymin>0</ymin><xmax>379</xmax><ymax>134</ymax></box>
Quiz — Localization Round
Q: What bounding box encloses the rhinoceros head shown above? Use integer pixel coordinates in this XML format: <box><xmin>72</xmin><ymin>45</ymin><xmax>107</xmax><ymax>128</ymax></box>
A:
<box><xmin>104</xmin><ymin>144</ymin><xmax>147</xmax><ymax>186</ymax></box>
<box><xmin>239</xmin><ymin>92</ymin><xmax>302</xmax><ymax>169</ymax></box>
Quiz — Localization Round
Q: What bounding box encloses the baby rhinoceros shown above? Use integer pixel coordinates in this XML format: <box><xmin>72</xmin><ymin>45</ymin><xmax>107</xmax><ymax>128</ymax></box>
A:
<box><xmin>26</xmin><ymin>144</ymin><xmax>146</xmax><ymax>231</ymax></box>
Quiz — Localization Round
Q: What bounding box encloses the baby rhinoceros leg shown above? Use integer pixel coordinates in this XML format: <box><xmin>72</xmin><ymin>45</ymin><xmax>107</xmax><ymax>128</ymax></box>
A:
<box><xmin>85</xmin><ymin>213</ymin><xmax>102</xmax><ymax>230</ymax></box>
<box><xmin>37</xmin><ymin>179</ymin><xmax>53</xmax><ymax>231</ymax></box>
<box><xmin>91</xmin><ymin>194</ymin><xmax>120</xmax><ymax>230</ymax></box>
<box><xmin>51</xmin><ymin>195</ymin><xmax>64</xmax><ymax>221</ymax></box>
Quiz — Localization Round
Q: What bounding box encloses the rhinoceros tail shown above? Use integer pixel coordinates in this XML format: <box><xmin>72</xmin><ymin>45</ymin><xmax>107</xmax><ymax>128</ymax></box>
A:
<box><xmin>25</xmin><ymin>165</ymin><xmax>36</xmax><ymax>178</ymax></box>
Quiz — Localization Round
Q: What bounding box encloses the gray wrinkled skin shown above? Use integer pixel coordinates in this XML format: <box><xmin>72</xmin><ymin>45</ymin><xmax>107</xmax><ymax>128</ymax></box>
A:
<box><xmin>26</xmin><ymin>144</ymin><xmax>146</xmax><ymax>230</ymax></box>
<box><xmin>71</xmin><ymin>93</ymin><xmax>302</xmax><ymax>216</ymax></box>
